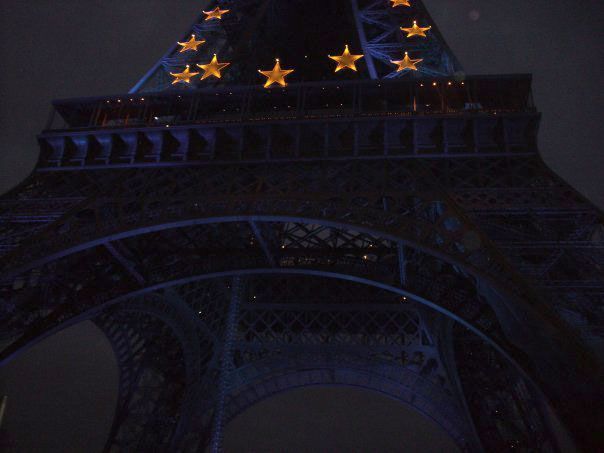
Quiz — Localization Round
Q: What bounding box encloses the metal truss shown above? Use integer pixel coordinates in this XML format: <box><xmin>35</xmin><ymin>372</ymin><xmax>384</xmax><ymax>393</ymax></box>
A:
<box><xmin>1</xmin><ymin>0</ymin><xmax>602</xmax><ymax>451</ymax></box>
<box><xmin>131</xmin><ymin>0</ymin><xmax>265</xmax><ymax>93</ymax></box>
<box><xmin>453</xmin><ymin>323</ymin><xmax>559</xmax><ymax>452</ymax></box>
<box><xmin>352</xmin><ymin>0</ymin><xmax>462</xmax><ymax>78</ymax></box>
<box><xmin>94</xmin><ymin>280</ymin><xmax>232</xmax><ymax>452</ymax></box>
<box><xmin>1</xmin><ymin>155</ymin><xmax>601</xmax><ymax>447</ymax></box>
<box><xmin>95</xmin><ymin>305</ymin><xmax>190</xmax><ymax>450</ymax></box>
<box><xmin>1</xmin><ymin>186</ymin><xmax>599</xmax><ymax>445</ymax></box>
<box><xmin>132</xmin><ymin>0</ymin><xmax>463</xmax><ymax>92</ymax></box>
<box><xmin>0</xmin><ymin>218</ymin><xmax>597</xmax><ymax>447</ymax></box>
<box><xmin>70</xmin><ymin>275</ymin><xmax>561</xmax><ymax>451</ymax></box>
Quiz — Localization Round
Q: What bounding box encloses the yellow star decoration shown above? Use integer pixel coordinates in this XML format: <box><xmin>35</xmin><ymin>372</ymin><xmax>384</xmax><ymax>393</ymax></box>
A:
<box><xmin>258</xmin><ymin>59</ymin><xmax>294</xmax><ymax>88</ymax></box>
<box><xmin>203</xmin><ymin>6</ymin><xmax>230</xmax><ymax>20</ymax></box>
<box><xmin>390</xmin><ymin>52</ymin><xmax>423</xmax><ymax>71</ymax></box>
<box><xmin>328</xmin><ymin>45</ymin><xmax>364</xmax><ymax>72</ymax></box>
<box><xmin>197</xmin><ymin>54</ymin><xmax>230</xmax><ymax>80</ymax></box>
<box><xmin>390</xmin><ymin>0</ymin><xmax>411</xmax><ymax>6</ymax></box>
<box><xmin>170</xmin><ymin>65</ymin><xmax>199</xmax><ymax>85</ymax></box>
<box><xmin>401</xmin><ymin>20</ymin><xmax>432</xmax><ymax>38</ymax></box>
<box><xmin>177</xmin><ymin>34</ymin><xmax>205</xmax><ymax>53</ymax></box>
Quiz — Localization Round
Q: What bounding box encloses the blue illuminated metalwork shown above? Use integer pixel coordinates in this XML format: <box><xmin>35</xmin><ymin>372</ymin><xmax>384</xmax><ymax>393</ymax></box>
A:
<box><xmin>0</xmin><ymin>1</ymin><xmax>602</xmax><ymax>451</ymax></box>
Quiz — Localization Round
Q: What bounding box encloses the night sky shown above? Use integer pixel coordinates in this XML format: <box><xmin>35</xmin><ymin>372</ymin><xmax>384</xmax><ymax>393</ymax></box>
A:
<box><xmin>0</xmin><ymin>0</ymin><xmax>603</xmax><ymax>451</ymax></box>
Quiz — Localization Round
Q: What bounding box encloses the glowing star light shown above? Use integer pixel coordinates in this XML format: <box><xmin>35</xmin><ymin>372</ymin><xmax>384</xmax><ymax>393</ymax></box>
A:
<box><xmin>328</xmin><ymin>45</ymin><xmax>364</xmax><ymax>72</ymax></box>
<box><xmin>390</xmin><ymin>0</ymin><xmax>411</xmax><ymax>6</ymax></box>
<box><xmin>170</xmin><ymin>65</ymin><xmax>199</xmax><ymax>85</ymax></box>
<box><xmin>203</xmin><ymin>6</ymin><xmax>230</xmax><ymax>20</ymax></box>
<box><xmin>401</xmin><ymin>20</ymin><xmax>432</xmax><ymax>38</ymax></box>
<box><xmin>258</xmin><ymin>59</ymin><xmax>294</xmax><ymax>88</ymax></box>
<box><xmin>197</xmin><ymin>54</ymin><xmax>230</xmax><ymax>80</ymax></box>
<box><xmin>177</xmin><ymin>34</ymin><xmax>205</xmax><ymax>53</ymax></box>
<box><xmin>391</xmin><ymin>52</ymin><xmax>423</xmax><ymax>71</ymax></box>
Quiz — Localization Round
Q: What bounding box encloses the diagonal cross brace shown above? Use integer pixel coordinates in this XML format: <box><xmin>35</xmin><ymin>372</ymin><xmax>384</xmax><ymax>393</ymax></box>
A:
<box><xmin>249</xmin><ymin>220</ymin><xmax>277</xmax><ymax>267</ymax></box>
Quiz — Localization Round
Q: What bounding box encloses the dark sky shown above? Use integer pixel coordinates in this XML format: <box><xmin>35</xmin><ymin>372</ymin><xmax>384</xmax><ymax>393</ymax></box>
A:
<box><xmin>0</xmin><ymin>0</ymin><xmax>603</xmax><ymax>451</ymax></box>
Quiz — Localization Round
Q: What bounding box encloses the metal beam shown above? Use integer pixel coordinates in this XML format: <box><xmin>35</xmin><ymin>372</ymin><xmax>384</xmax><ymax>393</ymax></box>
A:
<box><xmin>210</xmin><ymin>276</ymin><xmax>244</xmax><ymax>453</ymax></box>
<box><xmin>398</xmin><ymin>243</ymin><xmax>407</xmax><ymax>287</ymax></box>
<box><xmin>104</xmin><ymin>242</ymin><xmax>146</xmax><ymax>286</ymax></box>
<box><xmin>350</xmin><ymin>0</ymin><xmax>378</xmax><ymax>79</ymax></box>
<box><xmin>249</xmin><ymin>220</ymin><xmax>276</xmax><ymax>267</ymax></box>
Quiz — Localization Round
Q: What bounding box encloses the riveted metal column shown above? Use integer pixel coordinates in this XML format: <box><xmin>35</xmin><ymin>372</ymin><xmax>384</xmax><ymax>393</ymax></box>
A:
<box><xmin>350</xmin><ymin>0</ymin><xmax>378</xmax><ymax>79</ymax></box>
<box><xmin>397</xmin><ymin>243</ymin><xmax>407</xmax><ymax>287</ymax></box>
<box><xmin>210</xmin><ymin>276</ymin><xmax>244</xmax><ymax>453</ymax></box>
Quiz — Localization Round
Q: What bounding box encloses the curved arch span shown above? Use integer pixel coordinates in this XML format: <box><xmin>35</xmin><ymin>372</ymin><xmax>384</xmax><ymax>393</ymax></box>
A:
<box><xmin>2</xmin><ymin>268</ymin><xmax>524</xmax><ymax>384</ymax></box>
<box><xmin>1</xmin><ymin>268</ymin><xmax>563</xmax><ymax>451</ymax></box>
<box><xmin>221</xmin><ymin>363</ymin><xmax>472</xmax><ymax>450</ymax></box>
<box><xmin>6</xmin><ymin>214</ymin><xmax>516</xmax><ymax>307</ymax></box>
<box><xmin>4</xmin><ymin>214</ymin><xmax>543</xmax><ymax>357</ymax></box>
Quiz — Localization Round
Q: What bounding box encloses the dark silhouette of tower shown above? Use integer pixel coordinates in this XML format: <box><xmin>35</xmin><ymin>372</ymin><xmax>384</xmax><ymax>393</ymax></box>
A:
<box><xmin>1</xmin><ymin>1</ymin><xmax>602</xmax><ymax>451</ymax></box>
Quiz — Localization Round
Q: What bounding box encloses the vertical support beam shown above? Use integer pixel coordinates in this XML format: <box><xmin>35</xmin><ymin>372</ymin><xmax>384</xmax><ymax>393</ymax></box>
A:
<box><xmin>69</xmin><ymin>135</ymin><xmax>89</xmax><ymax>165</ymax></box>
<box><xmin>118</xmin><ymin>132</ymin><xmax>138</xmax><ymax>164</ymax></box>
<box><xmin>44</xmin><ymin>136</ymin><xmax>66</xmax><ymax>166</ymax></box>
<box><xmin>438</xmin><ymin>320</ymin><xmax>485</xmax><ymax>452</ymax></box>
<box><xmin>398</xmin><ymin>243</ymin><xmax>407</xmax><ymax>287</ymax></box>
<box><xmin>210</xmin><ymin>276</ymin><xmax>244</xmax><ymax>453</ymax></box>
<box><xmin>0</xmin><ymin>395</ymin><xmax>7</xmax><ymax>430</ymax></box>
<box><xmin>350</xmin><ymin>0</ymin><xmax>378</xmax><ymax>79</ymax></box>
<box><xmin>144</xmin><ymin>131</ymin><xmax>164</xmax><ymax>162</ymax></box>
<box><xmin>249</xmin><ymin>221</ymin><xmax>276</xmax><ymax>267</ymax></box>
<box><xmin>95</xmin><ymin>134</ymin><xmax>113</xmax><ymax>164</ymax></box>
<box><xmin>170</xmin><ymin>130</ymin><xmax>190</xmax><ymax>161</ymax></box>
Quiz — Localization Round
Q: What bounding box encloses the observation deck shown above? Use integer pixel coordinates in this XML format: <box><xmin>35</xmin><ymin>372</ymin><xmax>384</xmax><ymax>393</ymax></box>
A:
<box><xmin>38</xmin><ymin>75</ymin><xmax>538</xmax><ymax>169</ymax></box>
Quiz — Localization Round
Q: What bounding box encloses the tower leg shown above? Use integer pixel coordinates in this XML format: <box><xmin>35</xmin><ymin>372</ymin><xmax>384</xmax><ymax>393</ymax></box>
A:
<box><xmin>210</xmin><ymin>276</ymin><xmax>244</xmax><ymax>453</ymax></box>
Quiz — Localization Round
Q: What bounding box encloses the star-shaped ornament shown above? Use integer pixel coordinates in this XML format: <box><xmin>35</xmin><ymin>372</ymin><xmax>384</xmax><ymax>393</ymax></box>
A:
<box><xmin>197</xmin><ymin>54</ymin><xmax>230</xmax><ymax>80</ymax></box>
<box><xmin>391</xmin><ymin>52</ymin><xmax>423</xmax><ymax>71</ymax></box>
<box><xmin>177</xmin><ymin>34</ymin><xmax>205</xmax><ymax>53</ymax></box>
<box><xmin>401</xmin><ymin>20</ymin><xmax>432</xmax><ymax>38</ymax></box>
<box><xmin>390</xmin><ymin>0</ymin><xmax>411</xmax><ymax>6</ymax></box>
<box><xmin>258</xmin><ymin>59</ymin><xmax>294</xmax><ymax>88</ymax></box>
<box><xmin>328</xmin><ymin>45</ymin><xmax>364</xmax><ymax>72</ymax></box>
<box><xmin>170</xmin><ymin>65</ymin><xmax>199</xmax><ymax>85</ymax></box>
<box><xmin>203</xmin><ymin>6</ymin><xmax>230</xmax><ymax>20</ymax></box>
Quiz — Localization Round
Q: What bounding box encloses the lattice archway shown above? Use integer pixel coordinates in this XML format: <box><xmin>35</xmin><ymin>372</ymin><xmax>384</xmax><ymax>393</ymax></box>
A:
<box><xmin>0</xmin><ymin>216</ymin><xmax>583</xmax><ymax>451</ymax></box>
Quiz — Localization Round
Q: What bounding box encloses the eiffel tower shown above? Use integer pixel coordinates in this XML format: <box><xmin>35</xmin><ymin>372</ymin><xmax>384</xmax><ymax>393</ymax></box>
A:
<box><xmin>1</xmin><ymin>1</ymin><xmax>602</xmax><ymax>451</ymax></box>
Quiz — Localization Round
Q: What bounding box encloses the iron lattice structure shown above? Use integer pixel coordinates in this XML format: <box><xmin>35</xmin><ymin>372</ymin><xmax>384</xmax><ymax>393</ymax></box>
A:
<box><xmin>1</xmin><ymin>0</ymin><xmax>603</xmax><ymax>451</ymax></box>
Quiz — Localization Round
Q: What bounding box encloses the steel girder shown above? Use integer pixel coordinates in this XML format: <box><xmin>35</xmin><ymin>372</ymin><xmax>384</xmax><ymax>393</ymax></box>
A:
<box><xmin>352</xmin><ymin>0</ymin><xmax>462</xmax><ymax>78</ymax></box>
<box><xmin>131</xmin><ymin>0</ymin><xmax>463</xmax><ymax>92</ymax></box>
<box><xmin>41</xmin><ymin>268</ymin><xmax>546</xmax><ymax>451</ymax></box>
<box><xmin>0</xmin><ymin>209</ymin><xmax>595</xmax><ymax>449</ymax></box>
<box><xmin>0</xmin><ymin>0</ymin><xmax>599</xmax><ymax>450</ymax></box>
<box><xmin>209</xmin><ymin>276</ymin><xmax>243</xmax><ymax>452</ymax></box>
<box><xmin>131</xmin><ymin>0</ymin><xmax>266</xmax><ymax>93</ymax></box>
<box><xmin>453</xmin><ymin>323</ymin><xmax>559</xmax><ymax>452</ymax></box>
<box><xmin>36</xmin><ymin>113</ymin><xmax>538</xmax><ymax>170</ymax></box>
<box><xmin>69</xmin><ymin>274</ymin><xmax>555</xmax><ymax>451</ymax></box>
<box><xmin>0</xmin><ymin>170</ymin><xmax>122</xmax><ymax>260</ymax></box>
<box><xmin>95</xmin><ymin>301</ymin><xmax>193</xmax><ymax>451</ymax></box>
<box><xmin>0</xmin><ymin>72</ymin><xmax>601</xmax><ymax>453</ymax></box>
<box><xmin>1</xmin><ymin>157</ymin><xmax>600</xmax><ymax>380</ymax></box>
<box><xmin>94</xmin><ymin>280</ymin><xmax>232</xmax><ymax>452</ymax></box>
<box><xmin>0</xmin><ymin>218</ymin><xmax>507</xmax><ymax>357</ymax></box>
